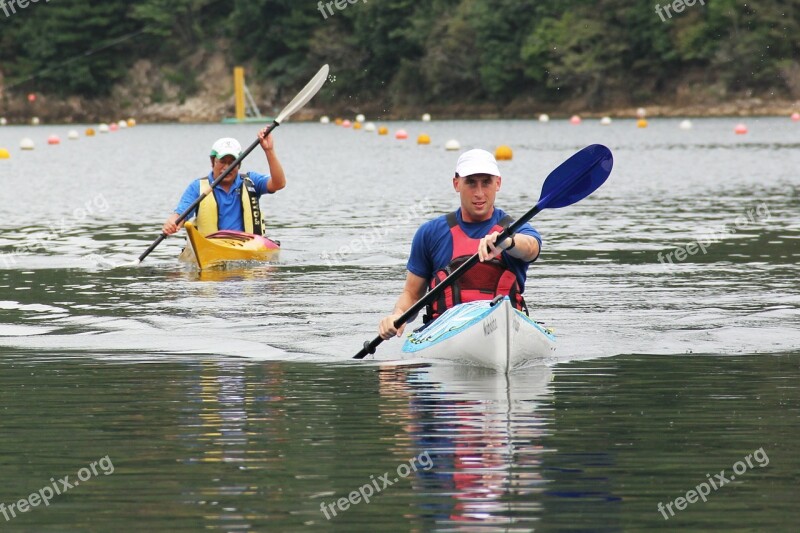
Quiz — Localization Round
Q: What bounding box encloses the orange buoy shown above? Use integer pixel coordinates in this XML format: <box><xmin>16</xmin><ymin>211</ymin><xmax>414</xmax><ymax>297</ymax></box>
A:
<box><xmin>334</xmin><ymin>118</ymin><xmax>343</xmax><ymax>126</ymax></box>
<box><xmin>378</xmin><ymin>126</ymin><xmax>389</xmax><ymax>135</ymax></box>
<box><xmin>495</xmin><ymin>145</ymin><xmax>513</xmax><ymax>160</ymax></box>
<box><xmin>353</xmin><ymin>122</ymin><xmax>362</xmax><ymax>130</ymax></box>
<box><xmin>637</xmin><ymin>119</ymin><xmax>648</xmax><ymax>128</ymax></box>
<box><xmin>85</xmin><ymin>128</ymin><xmax>96</xmax><ymax>137</ymax></box>
<box><xmin>734</xmin><ymin>123</ymin><xmax>748</xmax><ymax>135</ymax></box>
<box><xmin>417</xmin><ymin>134</ymin><xmax>431</xmax><ymax>145</ymax></box>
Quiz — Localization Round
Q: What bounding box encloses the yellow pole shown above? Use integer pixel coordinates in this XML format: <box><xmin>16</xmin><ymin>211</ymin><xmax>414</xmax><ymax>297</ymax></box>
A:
<box><xmin>234</xmin><ymin>67</ymin><xmax>245</xmax><ymax>121</ymax></box>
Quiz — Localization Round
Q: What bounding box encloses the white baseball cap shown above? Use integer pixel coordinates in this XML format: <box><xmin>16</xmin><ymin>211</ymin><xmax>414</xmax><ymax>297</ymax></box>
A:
<box><xmin>455</xmin><ymin>149</ymin><xmax>501</xmax><ymax>178</ymax></box>
<box><xmin>210</xmin><ymin>138</ymin><xmax>242</xmax><ymax>159</ymax></box>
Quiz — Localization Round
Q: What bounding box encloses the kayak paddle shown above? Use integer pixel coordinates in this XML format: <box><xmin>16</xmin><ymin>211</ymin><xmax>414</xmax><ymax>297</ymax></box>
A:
<box><xmin>135</xmin><ymin>64</ymin><xmax>330</xmax><ymax>264</ymax></box>
<box><xmin>353</xmin><ymin>143</ymin><xmax>613</xmax><ymax>359</ymax></box>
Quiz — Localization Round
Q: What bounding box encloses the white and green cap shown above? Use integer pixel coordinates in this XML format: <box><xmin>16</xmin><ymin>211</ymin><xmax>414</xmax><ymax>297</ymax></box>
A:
<box><xmin>210</xmin><ymin>138</ymin><xmax>242</xmax><ymax>159</ymax></box>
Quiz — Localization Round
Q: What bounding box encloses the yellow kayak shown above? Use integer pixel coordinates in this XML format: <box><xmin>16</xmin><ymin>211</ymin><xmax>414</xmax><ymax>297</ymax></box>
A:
<box><xmin>179</xmin><ymin>222</ymin><xmax>280</xmax><ymax>270</ymax></box>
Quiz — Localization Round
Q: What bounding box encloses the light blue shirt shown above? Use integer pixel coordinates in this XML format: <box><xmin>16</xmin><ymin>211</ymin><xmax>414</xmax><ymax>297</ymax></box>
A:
<box><xmin>175</xmin><ymin>172</ymin><xmax>271</xmax><ymax>231</ymax></box>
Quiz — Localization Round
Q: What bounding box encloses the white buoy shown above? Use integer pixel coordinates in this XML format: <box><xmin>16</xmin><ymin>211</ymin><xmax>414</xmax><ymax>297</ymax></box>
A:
<box><xmin>20</xmin><ymin>137</ymin><xmax>35</xmax><ymax>150</ymax></box>
<box><xmin>538</xmin><ymin>114</ymin><xmax>550</xmax><ymax>123</ymax></box>
<box><xmin>0</xmin><ymin>118</ymin><xmax>7</xmax><ymax>126</ymax></box>
<box><xmin>117</xmin><ymin>120</ymin><xmax>128</xmax><ymax>129</ymax></box>
<box><xmin>364</xmin><ymin>122</ymin><xmax>376</xmax><ymax>132</ymax></box>
<box><xmin>445</xmin><ymin>139</ymin><xmax>461</xmax><ymax>151</ymax></box>
<box><xmin>600</xmin><ymin>116</ymin><xmax>612</xmax><ymax>125</ymax></box>
<box><xmin>98</xmin><ymin>123</ymin><xmax>110</xmax><ymax>133</ymax></box>
<box><xmin>320</xmin><ymin>116</ymin><xmax>330</xmax><ymax>124</ymax></box>
<box><xmin>68</xmin><ymin>130</ymin><xmax>80</xmax><ymax>140</ymax></box>
<box><xmin>31</xmin><ymin>117</ymin><xmax>40</xmax><ymax>126</ymax></box>
<box><xmin>636</xmin><ymin>107</ymin><xmax>647</xmax><ymax>118</ymax></box>
<box><xmin>679</xmin><ymin>119</ymin><xmax>693</xmax><ymax>130</ymax></box>
<box><xmin>422</xmin><ymin>113</ymin><xmax>431</xmax><ymax>122</ymax></box>
<box><xmin>355</xmin><ymin>114</ymin><xmax>365</xmax><ymax>123</ymax></box>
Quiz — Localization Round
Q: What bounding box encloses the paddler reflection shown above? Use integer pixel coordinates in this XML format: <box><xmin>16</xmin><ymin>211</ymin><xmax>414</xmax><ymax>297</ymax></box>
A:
<box><xmin>377</xmin><ymin>364</ymin><xmax>553</xmax><ymax>524</ymax></box>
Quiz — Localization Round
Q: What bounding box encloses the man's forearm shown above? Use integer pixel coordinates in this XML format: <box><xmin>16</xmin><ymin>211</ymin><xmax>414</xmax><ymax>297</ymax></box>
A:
<box><xmin>266</xmin><ymin>150</ymin><xmax>286</xmax><ymax>191</ymax></box>
<box><xmin>505</xmin><ymin>234</ymin><xmax>540</xmax><ymax>262</ymax></box>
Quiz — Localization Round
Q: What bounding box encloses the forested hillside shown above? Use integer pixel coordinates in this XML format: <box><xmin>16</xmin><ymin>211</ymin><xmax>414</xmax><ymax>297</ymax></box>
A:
<box><xmin>1</xmin><ymin>0</ymin><xmax>798</xmax><ymax>120</ymax></box>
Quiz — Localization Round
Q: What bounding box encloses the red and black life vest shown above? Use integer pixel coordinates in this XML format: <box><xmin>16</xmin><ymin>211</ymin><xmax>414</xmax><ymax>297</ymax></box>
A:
<box><xmin>424</xmin><ymin>211</ymin><xmax>527</xmax><ymax>323</ymax></box>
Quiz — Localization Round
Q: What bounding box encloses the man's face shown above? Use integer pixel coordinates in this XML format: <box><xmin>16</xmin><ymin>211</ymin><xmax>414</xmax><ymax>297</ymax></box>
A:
<box><xmin>453</xmin><ymin>173</ymin><xmax>501</xmax><ymax>222</ymax></box>
<box><xmin>212</xmin><ymin>155</ymin><xmax>239</xmax><ymax>180</ymax></box>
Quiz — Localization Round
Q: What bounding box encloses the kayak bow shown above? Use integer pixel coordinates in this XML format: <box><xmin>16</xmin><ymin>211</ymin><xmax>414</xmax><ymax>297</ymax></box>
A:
<box><xmin>178</xmin><ymin>222</ymin><xmax>280</xmax><ymax>270</ymax></box>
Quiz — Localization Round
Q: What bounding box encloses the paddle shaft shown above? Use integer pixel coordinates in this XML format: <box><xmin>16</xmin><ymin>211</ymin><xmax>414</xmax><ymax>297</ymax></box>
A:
<box><xmin>136</xmin><ymin>121</ymin><xmax>279</xmax><ymax>263</ymax></box>
<box><xmin>354</xmin><ymin>204</ymin><xmax>543</xmax><ymax>359</ymax></box>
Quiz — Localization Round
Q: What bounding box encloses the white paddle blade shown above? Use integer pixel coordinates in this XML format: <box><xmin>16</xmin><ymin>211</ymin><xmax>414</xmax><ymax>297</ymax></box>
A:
<box><xmin>274</xmin><ymin>64</ymin><xmax>330</xmax><ymax>124</ymax></box>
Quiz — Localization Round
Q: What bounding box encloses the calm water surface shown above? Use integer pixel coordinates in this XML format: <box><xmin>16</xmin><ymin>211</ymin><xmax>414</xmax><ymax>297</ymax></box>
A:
<box><xmin>0</xmin><ymin>119</ymin><xmax>798</xmax><ymax>530</ymax></box>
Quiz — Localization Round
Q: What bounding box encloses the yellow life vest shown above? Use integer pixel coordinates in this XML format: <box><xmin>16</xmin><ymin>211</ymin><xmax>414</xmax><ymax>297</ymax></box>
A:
<box><xmin>195</xmin><ymin>174</ymin><xmax>264</xmax><ymax>236</ymax></box>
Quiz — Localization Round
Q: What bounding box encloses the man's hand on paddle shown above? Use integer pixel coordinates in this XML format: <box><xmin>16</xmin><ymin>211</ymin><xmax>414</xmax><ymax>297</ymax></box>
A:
<box><xmin>379</xmin><ymin>313</ymin><xmax>406</xmax><ymax>340</ymax></box>
<box><xmin>479</xmin><ymin>231</ymin><xmax>512</xmax><ymax>262</ymax></box>
<box><xmin>378</xmin><ymin>272</ymin><xmax>428</xmax><ymax>340</ymax></box>
<box><xmin>258</xmin><ymin>127</ymin><xmax>275</xmax><ymax>152</ymax></box>
<box><xmin>162</xmin><ymin>214</ymin><xmax>184</xmax><ymax>236</ymax></box>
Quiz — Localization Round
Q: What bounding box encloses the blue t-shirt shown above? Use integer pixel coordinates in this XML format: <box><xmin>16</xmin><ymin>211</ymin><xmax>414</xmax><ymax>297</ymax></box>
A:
<box><xmin>174</xmin><ymin>172</ymin><xmax>272</xmax><ymax>231</ymax></box>
<box><xmin>407</xmin><ymin>208</ymin><xmax>542</xmax><ymax>292</ymax></box>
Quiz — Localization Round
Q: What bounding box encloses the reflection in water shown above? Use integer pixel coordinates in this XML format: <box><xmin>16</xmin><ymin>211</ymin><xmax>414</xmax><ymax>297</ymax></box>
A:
<box><xmin>184</xmin><ymin>361</ymin><xmax>285</xmax><ymax>530</ymax></box>
<box><xmin>380</xmin><ymin>365</ymin><xmax>554</xmax><ymax>529</ymax></box>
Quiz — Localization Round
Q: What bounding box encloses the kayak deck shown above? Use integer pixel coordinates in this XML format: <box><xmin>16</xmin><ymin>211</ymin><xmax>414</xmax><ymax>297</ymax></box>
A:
<box><xmin>401</xmin><ymin>297</ymin><xmax>556</xmax><ymax>372</ymax></box>
<box><xmin>179</xmin><ymin>222</ymin><xmax>280</xmax><ymax>270</ymax></box>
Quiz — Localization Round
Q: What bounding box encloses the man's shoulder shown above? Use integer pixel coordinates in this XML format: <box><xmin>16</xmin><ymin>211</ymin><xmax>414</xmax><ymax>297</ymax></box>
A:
<box><xmin>416</xmin><ymin>213</ymin><xmax>451</xmax><ymax>236</ymax></box>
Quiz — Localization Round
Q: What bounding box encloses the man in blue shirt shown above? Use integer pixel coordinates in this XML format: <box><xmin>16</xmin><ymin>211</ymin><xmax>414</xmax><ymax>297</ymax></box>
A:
<box><xmin>162</xmin><ymin>128</ymin><xmax>286</xmax><ymax>236</ymax></box>
<box><xmin>379</xmin><ymin>149</ymin><xmax>542</xmax><ymax>340</ymax></box>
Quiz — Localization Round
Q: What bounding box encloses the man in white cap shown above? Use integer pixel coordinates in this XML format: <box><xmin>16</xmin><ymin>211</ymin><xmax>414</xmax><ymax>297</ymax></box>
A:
<box><xmin>379</xmin><ymin>149</ymin><xmax>542</xmax><ymax>339</ymax></box>
<box><xmin>162</xmin><ymin>127</ymin><xmax>285</xmax><ymax>236</ymax></box>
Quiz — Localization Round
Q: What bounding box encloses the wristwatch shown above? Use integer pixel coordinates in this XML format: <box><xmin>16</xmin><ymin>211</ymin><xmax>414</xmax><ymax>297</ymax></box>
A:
<box><xmin>505</xmin><ymin>235</ymin><xmax>516</xmax><ymax>251</ymax></box>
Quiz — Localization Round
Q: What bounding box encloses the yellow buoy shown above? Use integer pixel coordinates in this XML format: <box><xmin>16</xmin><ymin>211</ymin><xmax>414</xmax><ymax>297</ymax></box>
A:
<box><xmin>378</xmin><ymin>126</ymin><xmax>389</xmax><ymax>136</ymax></box>
<box><xmin>334</xmin><ymin>118</ymin><xmax>343</xmax><ymax>126</ymax></box>
<box><xmin>0</xmin><ymin>148</ymin><xmax>10</xmax><ymax>159</ymax></box>
<box><xmin>85</xmin><ymin>128</ymin><xmax>96</xmax><ymax>137</ymax></box>
<box><xmin>637</xmin><ymin>119</ymin><xmax>648</xmax><ymax>128</ymax></box>
<box><xmin>495</xmin><ymin>145</ymin><xmax>513</xmax><ymax>161</ymax></box>
<box><xmin>127</xmin><ymin>118</ymin><xmax>137</xmax><ymax>127</ymax></box>
<box><xmin>353</xmin><ymin>122</ymin><xmax>362</xmax><ymax>130</ymax></box>
<box><xmin>417</xmin><ymin>134</ymin><xmax>431</xmax><ymax>145</ymax></box>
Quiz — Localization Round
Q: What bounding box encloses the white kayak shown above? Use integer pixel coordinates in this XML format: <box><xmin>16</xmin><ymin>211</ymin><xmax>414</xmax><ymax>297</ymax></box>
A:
<box><xmin>401</xmin><ymin>296</ymin><xmax>556</xmax><ymax>373</ymax></box>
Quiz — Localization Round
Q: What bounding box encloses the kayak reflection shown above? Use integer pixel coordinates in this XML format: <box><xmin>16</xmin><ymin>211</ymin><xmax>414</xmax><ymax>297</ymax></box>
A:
<box><xmin>379</xmin><ymin>364</ymin><xmax>554</xmax><ymax>527</ymax></box>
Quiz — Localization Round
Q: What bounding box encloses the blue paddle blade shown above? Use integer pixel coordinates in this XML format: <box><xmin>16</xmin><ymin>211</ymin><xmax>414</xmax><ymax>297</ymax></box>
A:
<box><xmin>538</xmin><ymin>144</ymin><xmax>613</xmax><ymax>209</ymax></box>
